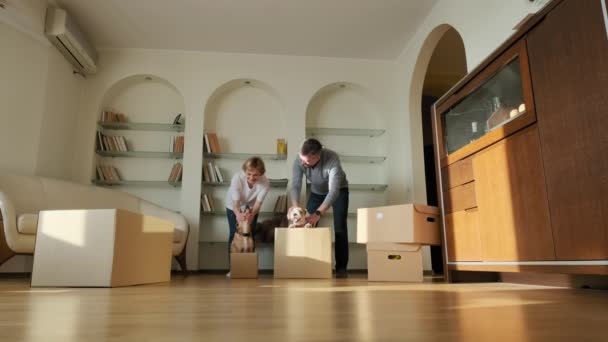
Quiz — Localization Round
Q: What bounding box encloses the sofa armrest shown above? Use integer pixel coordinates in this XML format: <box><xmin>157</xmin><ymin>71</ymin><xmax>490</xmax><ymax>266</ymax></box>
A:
<box><xmin>0</xmin><ymin>191</ymin><xmax>35</xmax><ymax>254</ymax></box>
<box><xmin>138</xmin><ymin>201</ymin><xmax>189</xmax><ymax>256</ymax></box>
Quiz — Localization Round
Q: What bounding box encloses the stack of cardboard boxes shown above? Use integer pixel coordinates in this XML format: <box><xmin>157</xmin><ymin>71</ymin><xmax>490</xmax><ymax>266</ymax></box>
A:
<box><xmin>357</xmin><ymin>204</ymin><xmax>441</xmax><ymax>282</ymax></box>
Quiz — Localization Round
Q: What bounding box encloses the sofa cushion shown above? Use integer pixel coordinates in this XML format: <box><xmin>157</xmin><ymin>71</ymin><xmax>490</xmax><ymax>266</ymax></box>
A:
<box><xmin>17</xmin><ymin>214</ymin><xmax>38</xmax><ymax>235</ymax></box>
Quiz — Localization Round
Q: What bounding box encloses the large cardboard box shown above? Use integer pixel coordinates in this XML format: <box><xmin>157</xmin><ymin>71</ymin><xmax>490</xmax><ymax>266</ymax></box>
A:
<box><xmin>367</xmin><ymin>243</ymin><xmax>423</xmax><ymax>282</ymax></box>
<box><xmin>274</xmin><ymin>227</ymin><xmax>332</xmax><ymax>279</ymax></box>
<box><xmin>230</xmin><ymin>252</ymin><xmax>258</xmax><ymax>279</ymax></box>
<box><xmin>31</xmin><ymin>209</ymin><xmax>173</xmax><ymax>287</ymax></box>
<box><xmin>357</xmin><ymin>203</ymin><xmax>440</xmax><ymax>245</ymax></box>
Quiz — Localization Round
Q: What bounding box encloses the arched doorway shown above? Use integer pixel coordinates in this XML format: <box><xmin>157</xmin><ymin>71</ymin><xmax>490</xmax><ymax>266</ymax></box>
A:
<box><xmin>420</xmin><ymin>27</ymin><xmax>467</xmax><ymax>275</ymax></box>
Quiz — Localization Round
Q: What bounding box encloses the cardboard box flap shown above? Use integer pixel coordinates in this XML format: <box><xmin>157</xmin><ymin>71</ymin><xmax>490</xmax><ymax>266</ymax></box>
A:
<box><xmin>367</xmin><ymin>242</ymin><xmax>422</xmax><ymax>252</ymax></box>
<box><xmin>413</xmin><ymin>204</ymin><xmax>439</xmax><ymax>216</ymax></box>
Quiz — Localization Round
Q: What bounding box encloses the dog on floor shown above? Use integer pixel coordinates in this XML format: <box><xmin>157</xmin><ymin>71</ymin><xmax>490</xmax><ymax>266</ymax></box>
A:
<box><xmin>287</xmin><ymin>207</ymin><xmax>312</xmax><ymax>228</ymax></box>
<box><xmin>230</xmin><ymin>208</ymin><xmax>255</xmax><ymax>253</ymax></box>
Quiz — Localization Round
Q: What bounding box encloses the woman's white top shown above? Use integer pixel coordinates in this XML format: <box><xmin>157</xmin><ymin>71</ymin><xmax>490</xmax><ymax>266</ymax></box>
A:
<box><xmin>224</xmin><ymin>170</ymin><xmax>270</xmax><ymax>210</ymax></box>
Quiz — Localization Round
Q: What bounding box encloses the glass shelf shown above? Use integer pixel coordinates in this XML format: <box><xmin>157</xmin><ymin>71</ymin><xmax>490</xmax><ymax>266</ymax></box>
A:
<box><xmin>201</xmin><ymin>210</ymin><xmax>278</xmax><ymax>216</ymax></box>
<box><xmin>97</xmin><ymin>122</ymin><xmax>185</xmax><ymax>132</ymax></box>
<box><xmin>204</xmin><ymin>153</ymin><xmax>287</xmax><ymax>160</ymax></box>
<box><xmin>92</xmin><ymin>180</ymin><xmax>181</xmax><ymax>187</ymax></box>
<box><xmin>96</xmin><ymin>150</ymin><xmax>183</xmax><ymax>159</ymax></box>
<box><xmin>203</xmin><ymin>179</ymin><xmax>288</xmax><ymax>187</ymax></box>
<box><xmin>306</xmin><ymin>127</ymin><xmax>385</xmax><ymax>137</ymax></box>
<box><xmin>349</xmin><ymin>184</ymin><xmax>388</xmax><ymax>191</ymax></box>
<box><xmin>339</xmin><ymin>155</ymin><xmax>386</xmax><ymax>163</ymax></box>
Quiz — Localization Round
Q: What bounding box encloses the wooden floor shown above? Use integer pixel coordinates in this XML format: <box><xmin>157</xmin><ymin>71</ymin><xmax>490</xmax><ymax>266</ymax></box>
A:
<box><xmin>1</xmin><ymin>274</ymin><xmax>607</xmax><ymax>342</ymax></box>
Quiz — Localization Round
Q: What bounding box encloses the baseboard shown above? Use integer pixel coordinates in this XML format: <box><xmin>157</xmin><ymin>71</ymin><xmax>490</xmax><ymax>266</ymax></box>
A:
<box><xmin>500</xmin><ymin>272</ymin><xmax>608</xmax><ymax>290</ymax></box>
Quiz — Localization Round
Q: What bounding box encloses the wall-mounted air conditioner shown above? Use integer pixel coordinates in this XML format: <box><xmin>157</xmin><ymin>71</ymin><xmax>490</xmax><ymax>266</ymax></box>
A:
<box><xmin>45</xmin><ymin>7</ymin><xmax>98</xmax><ymax>74</ymax></box>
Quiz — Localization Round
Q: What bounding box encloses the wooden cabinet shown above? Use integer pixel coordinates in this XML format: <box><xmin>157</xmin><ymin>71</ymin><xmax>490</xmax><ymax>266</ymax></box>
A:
<box><xmin>445</xmin><ymin>208</ymin><xmax>482</xmax><ymax>261</ymax></box>
<box><xmin>472</xmin><ymin>126</ymin><xmax>554</xmax><ymax>261</ymax></box>
<box><xmin>527</xmin><ymin>0</ymin><xmax>608</xmax><ymax>260</ymax></box>
<box><xmin>432</xmin><ymin>0</ymin><xmax>607</xmax><ymax>273</ymax></box>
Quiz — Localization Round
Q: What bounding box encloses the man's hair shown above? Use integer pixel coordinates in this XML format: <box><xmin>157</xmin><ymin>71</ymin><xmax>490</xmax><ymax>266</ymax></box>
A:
<box><xmin>300</xmin><ymin>138</ymin><xmax>323</xmax><ymax>155</ymax></box>
<box><xmin>242</xmin><ymin>156</ymin><xmax>266</xmax><ymax>174</ymax></box>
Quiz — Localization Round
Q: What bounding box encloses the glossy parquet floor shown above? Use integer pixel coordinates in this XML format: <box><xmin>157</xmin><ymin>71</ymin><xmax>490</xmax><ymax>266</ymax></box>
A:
<box><xmin>1</xmin><ymin>273</ymin><xmax>607</xmax><ymax>342</ymax></box>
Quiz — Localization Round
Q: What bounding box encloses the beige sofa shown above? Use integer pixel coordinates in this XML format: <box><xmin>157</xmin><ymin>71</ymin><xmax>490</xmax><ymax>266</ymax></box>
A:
<box><xmin>0</xmin><ymin>172</ymin><xmax>188</xmax><ymax>271</ymax></box>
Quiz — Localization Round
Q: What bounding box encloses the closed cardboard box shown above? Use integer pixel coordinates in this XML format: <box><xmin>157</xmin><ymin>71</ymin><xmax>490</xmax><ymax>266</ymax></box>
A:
<box><xmin>357</xmin><ymin>204</ymin><xmax>440</xmax><ymax>245</ymax></box>
<box><xmin>274</xmin><ymin>227</ymin><xmax>332</xmax><ymax>279</ymax></box>
<box><xmin>230</xmin><ymin>252</ymin><xmax>258</xmax><ymax>279</ymax></box>
<box><xmin>367</xmin><ymin>243</ymin><xmax>423</xmax><ymax>282</ymax></box>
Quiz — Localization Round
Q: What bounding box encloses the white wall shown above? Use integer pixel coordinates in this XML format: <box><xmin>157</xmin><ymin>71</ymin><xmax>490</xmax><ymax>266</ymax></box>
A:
<box><xmin>70</xmin><ymin>49</ymin><xmax>398</xmax><ymax>270</ymax></box>
<box><xmin>0</xmin><ymin>21</ymin><xmax>47</xmax><ymax>175</ymax></box>
<box><xmin>0</xmin><ymin>11</ymin><xmax>83</xmax><ymax>273</ymax></box>
<box><xmin>0</xmin><ymin>9</ymin><xmax>83</xmax><ymax>180</ymax></box>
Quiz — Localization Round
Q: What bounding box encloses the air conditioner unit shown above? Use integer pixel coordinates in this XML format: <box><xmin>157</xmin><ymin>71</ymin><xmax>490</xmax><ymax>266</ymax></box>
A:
<box><xmin>45</xmin><ymin>7</ymin><xmax>98</xmax><ymax>74</ymax></box>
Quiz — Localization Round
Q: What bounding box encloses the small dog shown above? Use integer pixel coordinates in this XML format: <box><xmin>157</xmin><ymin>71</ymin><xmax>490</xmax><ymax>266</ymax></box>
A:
<box><xmin>287</xmin><ymin>207</ymin><xmax>312</xmax><ymax>228</ymax></box>
<box><xmin>230</xmin><ymin>208</ymin><xmax>255</xmax><ymax>253</ymax></box>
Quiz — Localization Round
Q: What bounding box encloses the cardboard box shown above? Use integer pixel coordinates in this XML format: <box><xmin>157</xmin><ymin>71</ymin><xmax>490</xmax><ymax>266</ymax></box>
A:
<box><xmin>230</xmin><ymin>252</ymin><xmax>258</xmax><ymax>279</ymax></box>
<box><xmin>274</xmin><ymin>227</ymin><xmax>332</xmax><ymax>279</ymax></box>
<box><xmin>357</xmin><ymin>203</ymin><xmax>440</xmax><ymax>245</ymax></box>
<box><xmin>367</xmin><ymin>243</ymin><xmax>423</xmax><ymax>282</ymax></box>
<box><xmin>31</xmin><ymin>209</ymin><xmax>173</xmax><ymax>287</ymax></box>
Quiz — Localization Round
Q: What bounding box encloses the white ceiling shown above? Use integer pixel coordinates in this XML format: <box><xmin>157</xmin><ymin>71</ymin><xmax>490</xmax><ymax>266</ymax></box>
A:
<box><xmin>55</xmin><ymin>0</ymin><xmax>439</xmax><ymax>60</ymax></box>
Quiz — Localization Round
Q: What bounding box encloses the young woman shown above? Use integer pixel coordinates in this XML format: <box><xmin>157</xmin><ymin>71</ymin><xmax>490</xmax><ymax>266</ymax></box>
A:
<box><xmin>225</xmin><ymin>156</ymin><xmax>269</xmax><ymax>274</ymax></box>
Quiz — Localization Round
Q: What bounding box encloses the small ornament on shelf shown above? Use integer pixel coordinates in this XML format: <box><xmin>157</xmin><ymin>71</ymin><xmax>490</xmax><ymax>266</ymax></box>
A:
<box><xmin>276</xmin><ymin>138</ymin><xmax>287</xmax><ymax>155</ymax></box>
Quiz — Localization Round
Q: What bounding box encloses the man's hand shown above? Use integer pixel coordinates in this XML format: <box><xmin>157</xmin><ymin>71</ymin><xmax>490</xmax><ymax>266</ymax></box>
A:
<box><xmin>306</xmin><ymin>211</ymin><xmax>321</xmax><ymax>226</ymax></box>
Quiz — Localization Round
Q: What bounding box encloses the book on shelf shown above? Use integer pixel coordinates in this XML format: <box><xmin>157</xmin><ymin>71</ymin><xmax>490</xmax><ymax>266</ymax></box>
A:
<box><xmin>202</xmin><ymin>161</ymin><xmax>224</xmax><ymax>183</ymax></box>
<box><xmin>213</xmin><ymin>164</ymin><xmax>224</xmax><ymax>183</ymax></box>
<box><xmin>97</xmin><ymin>132</ymin><xmax>128</xmax><ymax>152</ymax></box>
<box><xmin>203</xmin><ymin>132</ymin><xmax>222</xmax><ymax>153</ymax></box>
<box><xmin>101</xmin><ymin>110</ymin><xmax>128</xmax><ymax>123</ymax></box>
<box><xmin>168</xmin><ymin>162</ymin><xmax>183</xmax><ymax>182</ymax></box>
<box><xmin>96</xmin><ymin>165</ymin><xmax>121</xmax><ymax>182</ymax></box>
<box><xmin>171</xmin><ymin>135</ymin><xmax>184</xmax><ymax>153</ymax></box>
<box><xmin>200</xmin><ymin>193</ymin><xmax>215</xmax><ymax>212</ymax></box>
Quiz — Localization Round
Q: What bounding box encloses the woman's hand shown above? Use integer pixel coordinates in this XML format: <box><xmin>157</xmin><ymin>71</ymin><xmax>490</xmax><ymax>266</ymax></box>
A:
<box><xmin>236</xmin><ymin>211</ymin><xmax>247</xmax><ymax>222</ymax></box>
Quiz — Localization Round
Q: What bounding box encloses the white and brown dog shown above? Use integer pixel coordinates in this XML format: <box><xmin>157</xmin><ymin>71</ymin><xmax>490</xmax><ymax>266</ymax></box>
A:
<box><xmin>287</xmin><ymin>207</ymin><xmax>313</xmax><ymax>228</ymax></box>
<box><xmin>230</xmin><ymin>208</ymin><xmax>255</xmax><ymax>253</ymax></box>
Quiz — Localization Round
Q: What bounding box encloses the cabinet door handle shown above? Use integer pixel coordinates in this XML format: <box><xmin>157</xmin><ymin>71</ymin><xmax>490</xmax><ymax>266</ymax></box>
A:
<box><xmin>426</xmin><ymin>217</ymin><xmax>436</xmax><ymax>223</ymax></box>
<box><xmin>388</xmin><ymin>255</ymin><xmax>402</xmax><ymax>260</ymax></box>
<box><xmin>465</xmin><ymin>207</ymin><xmax>479</xmax><ymax>213</ymax></box>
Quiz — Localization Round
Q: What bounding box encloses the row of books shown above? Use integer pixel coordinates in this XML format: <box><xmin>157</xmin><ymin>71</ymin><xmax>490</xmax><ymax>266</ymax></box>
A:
<box><xmin>171</xmin><ymin>136</ymin><xmax>185</xmax><ymax>153</ymax></box>
<box><xmin>97</xmin><ymin>132</ymin><xmax>129</xmax><ymax>152</ymax></box>
<box><xmin>101</xmin><ymin>110</ymin><xmax>128</xmax><ymax>123</ymax></box>
<box><xmin>96</xmin><ymin>165</ymin><xmax>121</xmax><ymax>182</ymax></box>
<box><xmin>168</xmin><ymin>162</ymin><xmax>183</xmax><ymax>183</ymax></box>
<box><xmin>203</xmin><ymin>161</ymin><xmax>224</xmax><ymax>183</ymax></box>
<box><xmin>203</xmin><ymin>133</ymin><xmax>222</xmax><ymax>153</ymax></box>
<box><xmin>201</xmin><ymin>193</ymin><xmax>217</xmax><ymax>212</ymax></box>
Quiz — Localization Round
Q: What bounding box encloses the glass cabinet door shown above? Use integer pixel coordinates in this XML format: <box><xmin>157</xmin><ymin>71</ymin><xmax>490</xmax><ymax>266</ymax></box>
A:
<box><xmin>435</xmin><ymin>40</ymin><xmax>536</xmax><ymax>166</ymax></box>
<box><xmin>443</xmin><ymin>58</ymin><xmax>526</xmax><ymax>155</ymax></box>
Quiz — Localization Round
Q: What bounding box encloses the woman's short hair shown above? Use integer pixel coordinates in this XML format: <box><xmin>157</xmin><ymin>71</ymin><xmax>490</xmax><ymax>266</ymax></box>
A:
<box><xmin>242</xmin><ymin>156</ymin><xmax>266</xmax><ymax>175</ymax></box>
<box><xmin>300</xmin><ymin>138</ymin><xmax>323</xmax><ymax>156</ymax></box>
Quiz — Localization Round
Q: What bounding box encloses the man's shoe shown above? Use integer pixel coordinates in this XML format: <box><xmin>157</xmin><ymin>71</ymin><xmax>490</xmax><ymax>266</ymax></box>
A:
<box><xmin>335</xmin><ymin>268</ymin><xmax>348</xmax><ymax>278</ymax></box>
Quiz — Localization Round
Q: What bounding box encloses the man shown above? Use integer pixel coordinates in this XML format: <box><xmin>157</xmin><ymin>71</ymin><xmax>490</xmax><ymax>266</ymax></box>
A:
<box><xmin>291</xmin><ymin>138</ymin><xmax>349</xmax><ymax>278</ymax></box>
